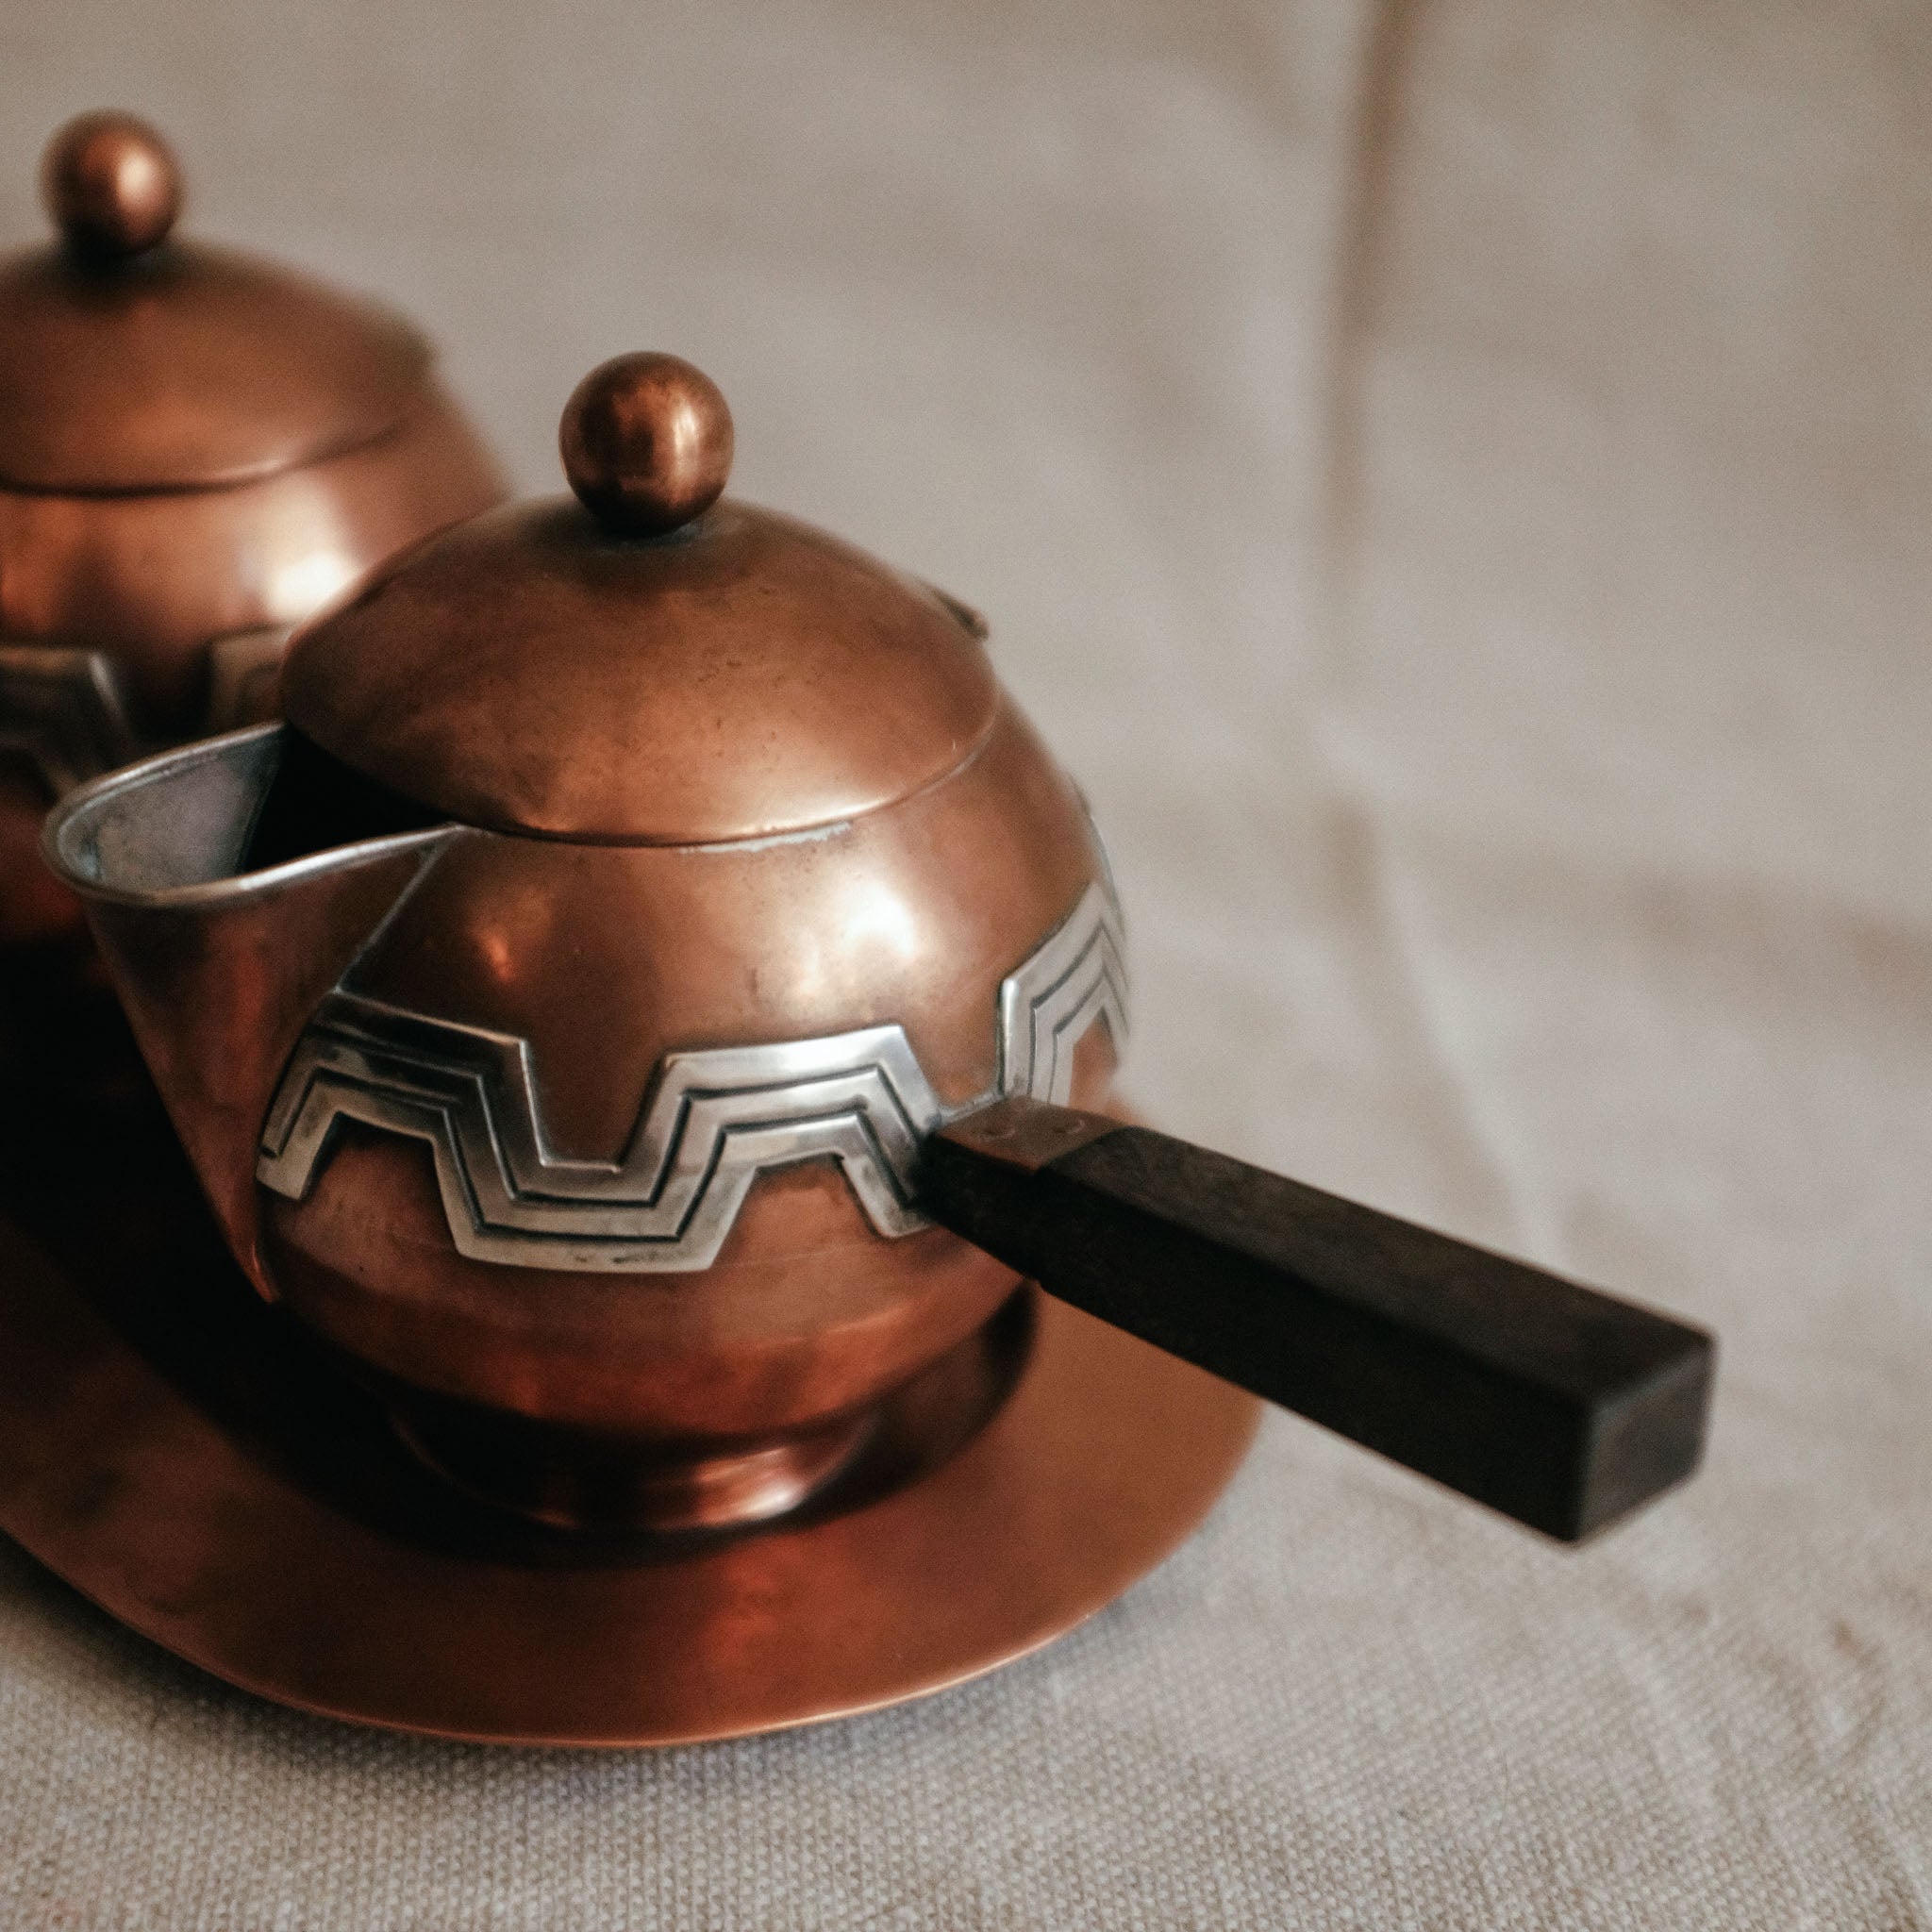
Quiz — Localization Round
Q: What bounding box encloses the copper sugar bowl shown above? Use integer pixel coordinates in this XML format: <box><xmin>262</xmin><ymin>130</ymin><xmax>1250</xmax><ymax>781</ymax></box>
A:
<box><xmin>0</xmin><ymin>111</ymin><xmax>504</xmax><ymax>947</ymax></box>
<box><xmin>43</xmin><ymin>352</ymin><xmax>1712</xmax><ymax>1740</ymax></box>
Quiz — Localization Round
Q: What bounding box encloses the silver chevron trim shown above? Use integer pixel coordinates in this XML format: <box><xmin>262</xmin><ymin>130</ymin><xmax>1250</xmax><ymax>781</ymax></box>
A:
<box><xmin>998</xmin><ymin>879</ymin><xmax>1129</xmax><ymax>1104</ymax></box>
<box><xmin>0</xmin><ymin>644</ymin><xmax>142</xmax><ymax>796</ymax></box>
<box><xmin>0</xmin><ymin>625</ymin><xmax>291</xmax><ymax>797</ymax></box>
<box><xmin>258</xmin><ymin>880</ymin><xmax>1127</xmax><ymax>1272</ymax></box>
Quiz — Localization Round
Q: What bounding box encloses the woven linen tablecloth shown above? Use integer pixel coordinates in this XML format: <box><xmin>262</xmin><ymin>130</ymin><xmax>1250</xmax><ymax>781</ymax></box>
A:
<box><xmin>2</xmin><ymin>2</ymin><xmax>1928</xmax><ymax>1925</ymax></box>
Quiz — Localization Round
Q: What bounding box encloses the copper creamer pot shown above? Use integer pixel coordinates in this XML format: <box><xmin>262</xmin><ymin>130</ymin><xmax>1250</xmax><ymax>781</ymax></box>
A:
<box><xmin>0</xmin><ymin>111</ymin><xmax>504</xmax><ymax>945</ymax></box>
<box><xmin>47</xmin><ymin>353</ymin><xmax>1119</xmax><ymax>1530</ymax></box>
<box><xmin>49</xmin><ymin>354</ymin><xmax>1712</xmax><ymax>1550</ymax></box>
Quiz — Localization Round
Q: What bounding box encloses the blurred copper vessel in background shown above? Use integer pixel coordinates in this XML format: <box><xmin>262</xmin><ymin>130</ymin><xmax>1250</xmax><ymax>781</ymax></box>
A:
<box><xmin>0</xmin><ymin>110</ymin><xmax>505</xmax><ymax>947</ymax></box>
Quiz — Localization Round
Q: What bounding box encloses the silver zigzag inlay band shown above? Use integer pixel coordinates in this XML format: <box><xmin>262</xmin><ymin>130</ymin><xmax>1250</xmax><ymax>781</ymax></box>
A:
<box><xmin>0</xmin><ymin>645</ymin><xmax>142</xmax><ymax>797</ymax></box>
<box><xmin>0</xmin><ymin>627</ymin><xmax>291</xmax><ymax>798</ymax></box>
<box><xmin>257</xmin><ymin>880</ymin><xmax>1128</xmax><ymax>1272</ymax></box>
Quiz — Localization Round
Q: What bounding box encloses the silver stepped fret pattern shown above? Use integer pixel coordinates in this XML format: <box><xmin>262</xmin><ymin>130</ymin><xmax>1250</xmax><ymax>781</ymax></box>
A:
<box><xmin>0</xmin><ymin>645</ymin><xmax>142</xmax><ymax>796</ymax></box>
<box><xmin>258</xmin><ymin>881</ymin><xmax>1127</xmax><ymax>1272</ymax></box>
<box><xmin>0</xmin><ymin>625</ymin><xmax>291</xmax><ymax>796</ymax></box>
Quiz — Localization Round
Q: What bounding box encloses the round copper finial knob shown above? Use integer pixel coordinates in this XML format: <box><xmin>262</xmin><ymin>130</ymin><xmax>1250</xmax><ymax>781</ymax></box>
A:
<box><xmin>42</xmin><ymin>111</ymin><xmax>184</xmax><ymax>260</ymax></box>
<box><xmin>561</xmin><ymin>353</ymin><xmax>734</xmax><ymax>537</ymax></box>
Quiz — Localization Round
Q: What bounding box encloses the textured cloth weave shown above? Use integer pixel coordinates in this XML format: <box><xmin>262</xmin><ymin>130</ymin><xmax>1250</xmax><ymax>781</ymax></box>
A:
<box><xmin>2</xmin><ymin>1</ymin><xmax>1928</xmax><ymax>1924</ymax></box>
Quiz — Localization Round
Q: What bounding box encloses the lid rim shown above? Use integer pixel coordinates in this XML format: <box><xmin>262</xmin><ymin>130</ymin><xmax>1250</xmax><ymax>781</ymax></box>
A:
<box><xmin>0</xmin><ymin>234</ymin><xmax>438</xmax><ymax>493</ymax></box>
<box><xmin>279</xmin><ymin>493</ymin><xmax>1004</xmax><ymax>847</ymax></box>
<box><xmin>0</xmin><ymin>391</ymin><xmax>437</xmax><ymax>500</ymax></box>
<box><xmin>295</xmin><ymin>697</ymin><xmax>1007</xmax><ymax>852</ymax></box>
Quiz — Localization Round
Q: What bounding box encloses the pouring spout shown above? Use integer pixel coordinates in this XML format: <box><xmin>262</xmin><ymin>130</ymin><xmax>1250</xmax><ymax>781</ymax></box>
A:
<box><xmin>44</xmin><ymin>725</ymin><xmax>457</xmax><ymax>1290</ymax></box>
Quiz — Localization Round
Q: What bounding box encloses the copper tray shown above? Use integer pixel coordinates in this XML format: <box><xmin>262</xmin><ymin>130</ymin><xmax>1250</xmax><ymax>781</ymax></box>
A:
<box><xmin>0</xmin><ymin>958</ymin><xmax>1257</xmax><ymax>1746</ymax></box>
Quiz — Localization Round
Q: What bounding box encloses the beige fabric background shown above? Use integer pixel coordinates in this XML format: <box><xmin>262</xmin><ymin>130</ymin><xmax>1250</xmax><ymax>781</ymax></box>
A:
<box><xmin>3</xmin><ymin>1</ymin><xmax>1930</xmax><ymax>1924</ymax></box>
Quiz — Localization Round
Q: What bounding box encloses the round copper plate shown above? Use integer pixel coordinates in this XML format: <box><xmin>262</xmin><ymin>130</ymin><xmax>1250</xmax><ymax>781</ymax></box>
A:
<box><xmin>0</xmin><ymin>966</ymin><xmax>1257</xmax><ymax>1748</ymax></box>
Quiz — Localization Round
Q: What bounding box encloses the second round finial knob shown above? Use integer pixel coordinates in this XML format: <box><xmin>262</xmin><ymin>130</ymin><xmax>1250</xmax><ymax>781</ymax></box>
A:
<box><xmin>42</xmin><ymin>110</ymin><xmax>183</xmax><ymax>260</ymax></box>
<box><xmin>561</xmin><ymin>353</ymin><xmax>735</xmax><ymax>538</ymax></box>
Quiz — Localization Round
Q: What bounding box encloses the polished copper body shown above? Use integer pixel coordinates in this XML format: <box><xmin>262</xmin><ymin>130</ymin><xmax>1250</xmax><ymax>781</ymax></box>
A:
<box><xmin>41</xmin><ymin>354</ymin><xmax>1256</xmax><ymax>1741</ymax></box>
<box><xmin>0</xmin><ymin>947</ymin><xmax>1252</xmax><ymax>1743</ymax></box>
<box><xmin>0</xmin><ymin>1141</ymin><xmax>1256</xmax><ymax>1745</ymax></box>
<box><xmin>0</xmin><ymin>111</ymin><xmax>504</xmax><ymax>945</ymax></box>
<box><xmin>261</xmin><ymin>711</ymin><xmax>1108</xmax><ymax>1455</ymax></box>
<box><xmin>54</xmin><ymin>356</ymin><xmax>1130</xmax><ymax>1543</ymax></box>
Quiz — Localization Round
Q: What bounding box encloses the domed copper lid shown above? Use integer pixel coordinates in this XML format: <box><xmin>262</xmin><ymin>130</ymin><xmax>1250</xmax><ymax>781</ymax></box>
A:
<box><xmin>281</xmin><ymin>353</ymin><xmax>999</xmax><ymax>844</ymax></box>
<box><xmin>0</xmin><ymin>112</ymin><xmax>436</xmax><ymax>494</ymax></box>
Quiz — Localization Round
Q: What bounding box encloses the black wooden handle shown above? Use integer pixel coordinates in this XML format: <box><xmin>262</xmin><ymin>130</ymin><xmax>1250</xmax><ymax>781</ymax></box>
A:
<box><xmin>919</xmin><ymin>1098</ymin><xmax>1713</xmax><ymax>1541</ymax></box>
